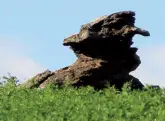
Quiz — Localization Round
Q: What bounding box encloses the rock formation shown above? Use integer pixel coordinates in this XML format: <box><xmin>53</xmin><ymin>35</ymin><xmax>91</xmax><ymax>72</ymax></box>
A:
<box><xmin>22</xmin><ymin>11</ymin><xmax>150</xmax><ymax>90</ymax></box>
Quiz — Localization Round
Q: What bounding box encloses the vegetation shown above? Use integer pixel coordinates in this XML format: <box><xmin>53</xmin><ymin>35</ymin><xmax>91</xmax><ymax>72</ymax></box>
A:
<box><xmin>0</xmin><ymin>75</ymin><xmax>165</xmax><ymax>121</ymax></box>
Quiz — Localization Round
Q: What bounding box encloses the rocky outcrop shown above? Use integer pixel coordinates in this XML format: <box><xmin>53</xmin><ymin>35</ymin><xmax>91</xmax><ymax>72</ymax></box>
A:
<box><xmin>22</xmin><ymin>11</ymin><xmax>150</xmax><ymax>90</ymax></box>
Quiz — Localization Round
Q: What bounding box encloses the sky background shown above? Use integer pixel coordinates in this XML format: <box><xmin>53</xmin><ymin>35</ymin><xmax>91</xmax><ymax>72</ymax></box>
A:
<box><xmin>0</xmin><ymin>0</ymin><xmax>165</xmax><ymax>86</ymax></box>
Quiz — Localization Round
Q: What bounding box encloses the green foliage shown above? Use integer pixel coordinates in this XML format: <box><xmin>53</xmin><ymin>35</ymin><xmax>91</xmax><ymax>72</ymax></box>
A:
<box><xmin>0</xmin><ymin>73</ymin><xmax>18</xmax><ymax>87</ymax></box>
<box><xmin>0</xmin><ymin>79</ymin><xmax>165</xmax><ymax>121</ymax></box>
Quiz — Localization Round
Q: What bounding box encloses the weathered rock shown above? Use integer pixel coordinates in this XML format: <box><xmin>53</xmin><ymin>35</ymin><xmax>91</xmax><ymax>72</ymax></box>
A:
<box><xmin>22</xmin><ymin>70</ymin><xmax>54</xmax><ymax>88</ymax></box>
<box><xmin>23</xmin><ymin>11</ymin><xmax>150</xmax><ymax>90</ymax></box>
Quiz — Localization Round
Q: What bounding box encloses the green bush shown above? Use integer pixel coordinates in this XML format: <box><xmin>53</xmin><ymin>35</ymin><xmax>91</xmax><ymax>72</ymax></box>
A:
<box><xmin>0</xmin><ymin>73</ymin><xmax>18</xmax><ymax>87</ymax></box>
<box><xmin>0</xmin><ymin>76</ymin><xmax>165</xmax><ymax>121</ymax></box>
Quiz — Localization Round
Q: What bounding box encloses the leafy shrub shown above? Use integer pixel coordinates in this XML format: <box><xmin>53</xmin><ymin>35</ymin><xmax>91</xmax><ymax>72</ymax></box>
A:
<box><xmin>1</xmin><ymin>79</ymin><xmax>165</xmax><ymax>121</ymax></box>
<box><xmin>0</xmin><ymin>73</ymin><xmax>19</xmax><ymax>87</ymax></box>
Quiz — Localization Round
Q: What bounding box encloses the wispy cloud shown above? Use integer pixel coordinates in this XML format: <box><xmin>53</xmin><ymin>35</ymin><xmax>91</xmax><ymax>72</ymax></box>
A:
<box><xmin>0</xmin><ymin>38</ymin><xmax>46</xmax><ymax>82</ymax></box>
<box><xmin>131</xmin><ymin>44</ymin><xmax>165</xmax><ymax>87</ymax></box>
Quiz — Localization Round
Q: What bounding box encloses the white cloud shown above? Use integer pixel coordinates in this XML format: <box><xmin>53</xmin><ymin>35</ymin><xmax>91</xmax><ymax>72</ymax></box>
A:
<box><xmin>131</xmin><ymin>44</ymin><xmax>165</xmax><ymax>87</ymax></box>
<box><xmin>0</xmin><ymin>38</ymin><xmax>46</xmax><ymax>83</ymax></box>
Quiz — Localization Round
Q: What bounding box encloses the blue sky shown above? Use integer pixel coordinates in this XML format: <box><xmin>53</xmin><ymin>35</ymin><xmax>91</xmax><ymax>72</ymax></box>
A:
<box><xmin>0</xmin><ymin>0</ymin><xmax>165</xmax><ymax>86</ymax></box>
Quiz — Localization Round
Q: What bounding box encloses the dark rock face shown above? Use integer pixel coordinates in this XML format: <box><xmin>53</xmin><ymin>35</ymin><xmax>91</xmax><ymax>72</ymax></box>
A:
<box><xmin>23</xmin><ymin>11</ymin><xmax>150</xmax><ymax>90</ymax></box>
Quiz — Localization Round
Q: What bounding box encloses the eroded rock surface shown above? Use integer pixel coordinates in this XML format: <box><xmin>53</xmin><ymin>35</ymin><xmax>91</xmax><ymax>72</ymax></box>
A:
<box><xmin>23</xmin><ymin>11</ymin><xmax>150</xmax><ymax>90</ymax></box>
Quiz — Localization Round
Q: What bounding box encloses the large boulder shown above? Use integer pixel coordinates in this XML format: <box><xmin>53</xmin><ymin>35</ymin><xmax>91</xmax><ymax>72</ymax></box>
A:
<box><xmin>22</xmin><ymin>11</ymin><xmax>150</xmax><ymax>90</ymax></box>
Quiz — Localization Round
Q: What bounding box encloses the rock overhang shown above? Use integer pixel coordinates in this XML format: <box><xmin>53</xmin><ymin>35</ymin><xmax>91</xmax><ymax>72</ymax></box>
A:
<box><xmin>63</xmin><ymin>11</ymin><xmax>150</xmax><ymax>59</ymax></box>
